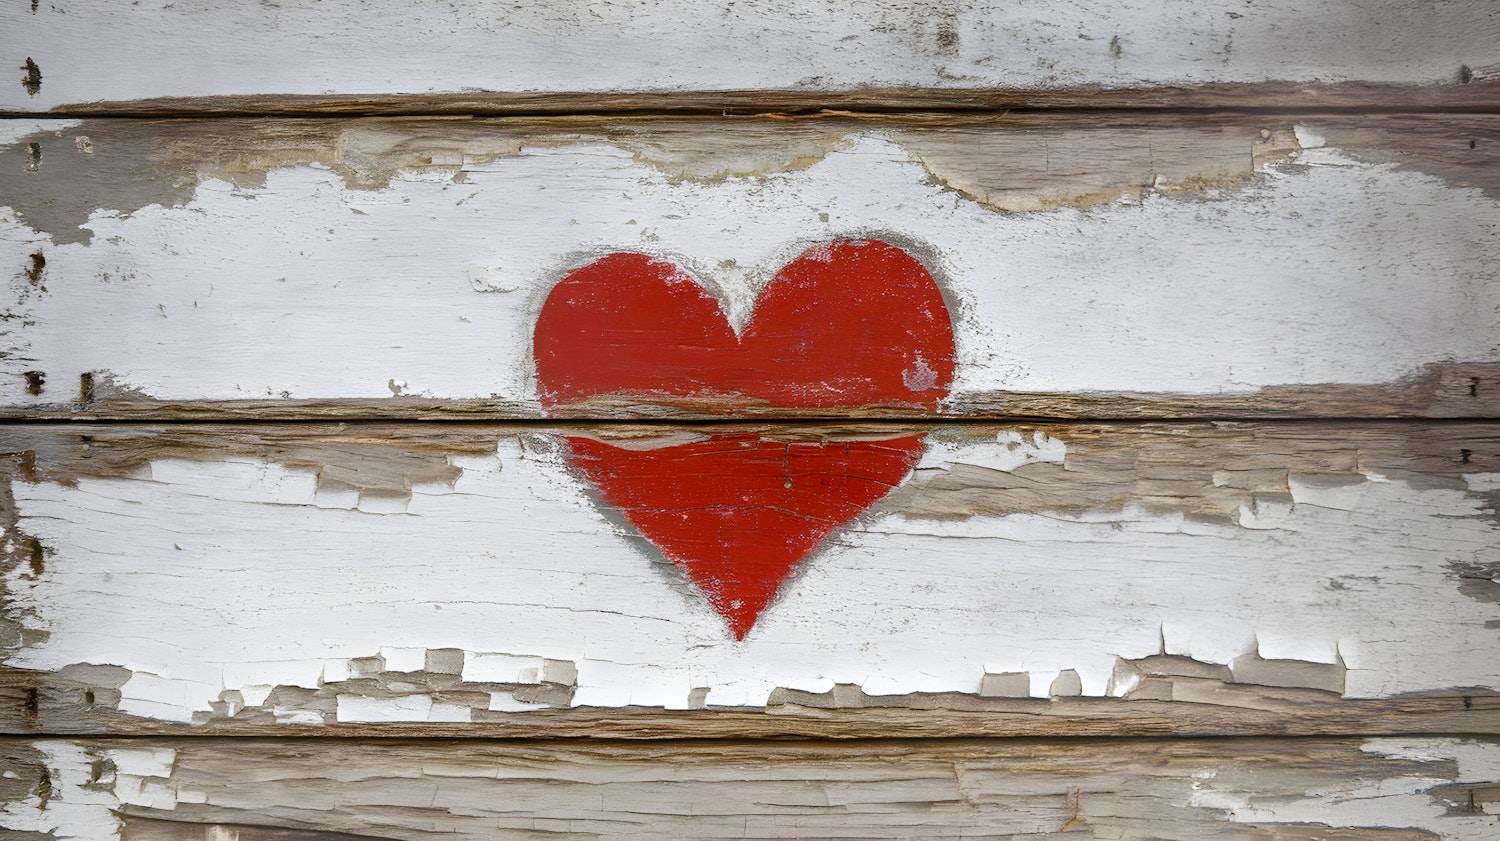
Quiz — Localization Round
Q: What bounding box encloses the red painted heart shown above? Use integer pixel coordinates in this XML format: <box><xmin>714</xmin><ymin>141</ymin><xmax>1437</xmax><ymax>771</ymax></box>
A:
<box><xmin>534</xmin><ymin>240</ymin><xmax>954</xmax><ymax>638</ymax></box>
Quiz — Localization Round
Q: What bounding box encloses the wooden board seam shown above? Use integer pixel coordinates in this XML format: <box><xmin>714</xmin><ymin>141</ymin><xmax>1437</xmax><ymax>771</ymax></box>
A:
<box><xmin>8</xmin><ymin>80</ymin><xmax>1500</xmax><ymax>119</ymax></box>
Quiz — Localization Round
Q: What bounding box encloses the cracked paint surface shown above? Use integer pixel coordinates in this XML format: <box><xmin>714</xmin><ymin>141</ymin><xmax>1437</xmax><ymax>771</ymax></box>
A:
<box><xmin>1</xmin><ymin>425</ymin><xmax>1496</xmax><ymax>721</ymax></box>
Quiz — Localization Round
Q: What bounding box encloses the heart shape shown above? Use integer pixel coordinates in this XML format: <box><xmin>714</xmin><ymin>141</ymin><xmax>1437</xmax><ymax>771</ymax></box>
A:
<box><xmin>534</xmin><ymin>240</ymin><xmax>954</xmax><ymax>637</ymax></box>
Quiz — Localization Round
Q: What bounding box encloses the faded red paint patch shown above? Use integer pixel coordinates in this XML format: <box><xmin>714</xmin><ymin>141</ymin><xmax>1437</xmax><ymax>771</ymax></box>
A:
<box><xmin>535</xmin><ymin>240</ymin><xmax>954</xmax><ymax>637</ymax></box>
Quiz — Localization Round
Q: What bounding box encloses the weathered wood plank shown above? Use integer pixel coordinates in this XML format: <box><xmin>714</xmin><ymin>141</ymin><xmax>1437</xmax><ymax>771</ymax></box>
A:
<box><xmin>0</xmin><ymin>421</ymin><xmax>1495</xmax><ymax>728</ymax></box>
<box><xmin>3</xmin><ymin>663</ymin><xmax>1498</xmax><ymax>739</ymax></box>
<box><xmin>3</xmin><ymin>1</ymin><xmax>1497</xmax><ymax>113</ymax></box>
<box><xmin>20</xmin><ymin>82</ymin><xmax>1500</xmax><ymax>118</ymax></box>
<box><xmin>3</xmin><ymin>115</ymin><xmax>1499</xmax><ymax>418</ymax></box>
<box><xmin>3</xmin><ymin>736</ymin><xmax>1498</xmax><ymax>838</ymax></box>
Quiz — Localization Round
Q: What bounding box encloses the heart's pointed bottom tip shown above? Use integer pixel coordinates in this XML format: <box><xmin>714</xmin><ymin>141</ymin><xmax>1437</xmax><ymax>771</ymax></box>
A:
<box><xmin>718</xmin><ymin>604</ymin><xmax>763</xmax><ymax>641</ymax></box>
<box><xmin>726</xmin><ymin>614</ymin><xmax>757</xmax><ymax>641</ymax></box>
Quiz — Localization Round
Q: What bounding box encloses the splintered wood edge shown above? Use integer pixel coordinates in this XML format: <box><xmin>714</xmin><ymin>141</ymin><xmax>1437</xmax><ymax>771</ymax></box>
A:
<box><xmin>17</xmin><ymin>81</ymin><xmax>1500</xmax><ymax>117</ymax></box>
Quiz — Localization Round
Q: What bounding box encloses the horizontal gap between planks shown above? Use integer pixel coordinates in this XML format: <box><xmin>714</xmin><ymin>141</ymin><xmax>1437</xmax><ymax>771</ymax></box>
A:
<box><xmin>5</xmin><ymin>81</ymin><xmax>1500</xmax><ymax>119</ymax></box>
<box><xmin>4</xmin><ymin>700</ymin><xmax>1500</xmax><ymax>743</ymax></box>
<box><xmin>2</xmin><ymin>415</ymin><xmax>1500</xmax><ymax>427</ymax></box>
<box><xmin>3</xmin><ymin>733</ymin><xmax>1499</xmax><ymax>746</ymax></box>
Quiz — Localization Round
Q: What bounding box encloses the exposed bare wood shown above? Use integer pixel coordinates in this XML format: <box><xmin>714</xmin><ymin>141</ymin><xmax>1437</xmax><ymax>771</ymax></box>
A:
<box><xmin>0</xmin><ymin>664</ymin><xmax>1496</xmax><ymax>740</ymax></box>
<box><xmin>5</xmin><ymin>419</ymin><xmax>1496</xmax><ymax>518</ymax></box>
<box><xmin>3</xmin><ymin>736</ymin><xmax>1497</xmax><ymax>839</ymax></box>
<box><xmin>6</xmin><ymin>112</ymin><xmax>1496</xmax><ymax>242</ymax></box>
<box><xmin>0</xmin><ymin>421</ymin><xmax>1495</xmax><ymax>726</ymax></box>
<box><xmin>20</xmin><ymin>81</ymin><xmax>1500</xmax><ymax>118</ymax></box>
<box><xmin>1</xmin><ymin>361</ymin><xmax>1494</xmax><ymax>421</ymax></box>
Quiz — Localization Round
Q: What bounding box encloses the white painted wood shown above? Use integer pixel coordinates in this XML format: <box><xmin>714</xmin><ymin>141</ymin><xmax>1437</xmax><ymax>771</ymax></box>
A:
<box><xmin>2</xmin><ymin>121</ymin><xmax>1497</xmax><ymax>409</ymax></box>
<box><xmin>2</xmin><ymin>427</ymin><xmax>1496</xmax><ymax>722</ymax></box>
<box><xmin>3</xmin><ymin>1</ymin><xmax>1495</xmax><ymax>111</ymax></box>
<box><xmin>1206</xmin><ymin>738</ymin><xmax>1500</xmax><ymax>832</ymax></box>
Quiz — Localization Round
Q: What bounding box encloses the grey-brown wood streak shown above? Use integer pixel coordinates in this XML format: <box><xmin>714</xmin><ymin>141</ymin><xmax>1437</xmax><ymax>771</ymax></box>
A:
<box><xmin>5</xmin><ymin>112</ymin><xmax>1497</xmax><ymax>248</ymax></box>
<box><xmin>0</xmin><ymin>421</ymin><xmax>1495</xmax><ymax>739</ymax></box>
<box><xmin>4</xmin><ymin>361</ymin><xmax>1500</xmax><ymax>422</ymax></box>
<box><xmin>1</xmin><ymin>736</ymin><xmax>1496</xmax><ymax>839</ymax></box>
<box><xmin>2</xmin><ymin>420</ymin><xmax>1493</xmax><ymax>529</ymax></box>
<box><xmin>15</xmin><ymin>80</ymin><xmax>1500</xmax><ymax>116</ymax></box>
<box><xmin>1</xmin><ymin>660</ymin><xmax>1496</xmax><ymax>740</ymax></box>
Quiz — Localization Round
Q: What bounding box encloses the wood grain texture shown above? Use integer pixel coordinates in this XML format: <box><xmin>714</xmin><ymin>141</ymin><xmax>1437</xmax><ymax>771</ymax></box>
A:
<box><xmin>3</xmin><ymin>115</ymin><xmax>1498</xmax><ymax>418</ymax></box>
<box><xmin>3</xmin><ymin>736</ymin><xmax>1499</xmax><ymax>839</ymax></box>
<box><xmin>0</xmin><ymin>421</ymin><xmax>1495</xmax><ymax>725</ymax></box>
<box><xmin>21</xmin><ymin>81</ymin><xmax>1500</xmax><ymax>118</ymax></box>
<box><xmin>2</xmin><ymin>663</ymin><xmax>1497</xmax><ymax>740</ymax></box>
<box><xmin>5</xmin><ymin>1</ymin><xmax>1497</xmax><ymax>113</ymax></box>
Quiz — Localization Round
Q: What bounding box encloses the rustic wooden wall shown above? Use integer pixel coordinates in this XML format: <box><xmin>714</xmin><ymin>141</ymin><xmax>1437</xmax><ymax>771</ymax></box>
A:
<box><xmin>3</xmin><ymin>2</ymin><xmax>1500</xmax><ymax>838</ymax></box>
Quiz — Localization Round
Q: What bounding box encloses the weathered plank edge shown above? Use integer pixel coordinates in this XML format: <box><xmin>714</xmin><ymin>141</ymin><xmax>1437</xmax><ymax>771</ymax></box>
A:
<box><xmin>12</xmin><ymin>81</ymin><xmax>1500</xmax><ymax>118</ymax></box>
<box><xmin>2</xmin><ymin>667</ymin><xmax>1497</xmax><ymax>740</ymax></box>
<box><xmin>6</xmin><ymin>735</ymin><xmax>1496</xmax><ymax>841</ymax></box>
<box><xmin>7</xmin><ymin>361</ymin><xmax>1495</xmax><ymax>421</ymax></box>
<box><xmin>2</xmin><ymin>734</ymin><xmax>1495</xmax><ymax>840</ymax></box>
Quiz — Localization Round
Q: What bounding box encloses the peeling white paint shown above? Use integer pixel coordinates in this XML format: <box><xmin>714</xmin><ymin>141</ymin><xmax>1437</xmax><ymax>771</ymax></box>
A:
<box><xmin>0</xmin><ymin>119</ymin><xmax>82</xmax><ymax>146</ymax></box>
<box><xmin>3</xmin><ymin>133</ymin><xmax>1499</xmax><ymax>406</ymax></box>
<box><xmin>3</xmin><ymin>436</ymin><xmax>1496</xmax><ymax>720</ymax></box>
<box><xmin>1288</xmin><ymin>474</ymin><xmax>1371</xmax><ymax>512</ymax></box>
<box><xmin>1198</xmin><ymin>738</ymin><xmax>1500</xmax><ymax>837</ymax></box>
<box><xmin>915</xmin><ymin>429</ymin><xmax>1066</xmax><ymax>473</ymax></box>
<box><xmin>0</xmin><ymin>742</ymin><xmax>119</xmax><ymax>840</ymax></box>
<box><xmin>336</xmin><ymin>695</ymin><xmax>472</xmax><ymax>724</ymax></box>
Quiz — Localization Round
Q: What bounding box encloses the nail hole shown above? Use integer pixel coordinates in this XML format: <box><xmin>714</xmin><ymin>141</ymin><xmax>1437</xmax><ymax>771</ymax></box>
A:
<box><xmin>1460</xmin><ymin>448</ymin><xmax>1473</xmax><ymax>464</ymax></box>
<box><xmin>24</xmin><ymin>142</ymin><xmax>40</xmax><ymax>172</ymax></box>
<box><xmin>22</xmin><ymin>687</ymin><xmax>39</xmax><ymax>722</ymax></box>
<box><xmin>82</xmin><ymin>690</ymin><xmax>94</xmax><ymax>706</ymax></box>
<box><xmin>79</xmin><ymin>372</ymin><xmax>94</xmax><ymax>403</ymax></box>
<box><xmin>1464</xmin><ymin>695</ymin><xmax>1474</xmax><ymax>709</ymax></box>
<box><xmin>23</xmin><ymin>371</ymin><xmax>44</xmax><ymax>395</ymax></box>
<box><xmin>20</xmin><ymin>57</ymin><xmax>41</xmax><ymax>97</ymax></box>
<box><xmin>1471</xmin><ymin>139</ymin><xmax>1479</xmax><ymax>150</ymax></box>
<box><xmin>1470</xmin><ymin>376</ymin><xmax>1481</xmax><ymax>398</ymax></box>
<box><xmin>26</xmin><ymin>251</ymin><xmax>44</xmax><ymax>286</ymax></box>
<box><xmin>1459</xmin><ymin>65</ymin><xmax>1474</xmax><ymax>84</ymax></box>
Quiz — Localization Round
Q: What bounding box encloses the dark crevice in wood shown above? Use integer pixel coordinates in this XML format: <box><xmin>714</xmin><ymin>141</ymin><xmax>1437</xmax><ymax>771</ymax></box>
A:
<box><xmin>4</xmin><ymin>664</ymin><xmax>1498</xmax><ymax>741</ymax></box>
<box><xmin>7</xmin><ymin>361</ymin><xmax>1496</xmax><ymax>423</ymax></box>
<box><xmin>1</xmin><ymin>731</ymin><xmax>1498</xmax><ymax>745</ymax></box>
<box><xmin>5</xmin><ymin>81</ymin><xmax>1500</xmax><ymax>120</ymax></box>
<box><xmin>2</xmin><ymin>415</ymin><xmax>1500</xmax><ymax>427</ymax></box>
